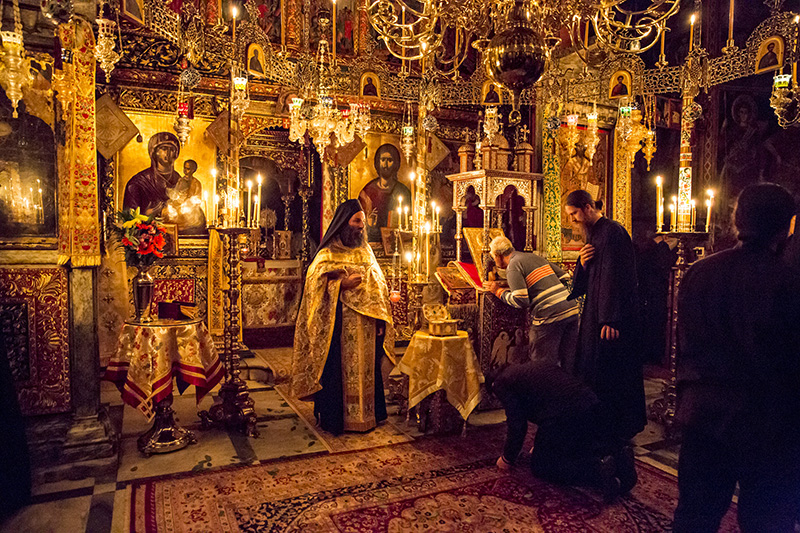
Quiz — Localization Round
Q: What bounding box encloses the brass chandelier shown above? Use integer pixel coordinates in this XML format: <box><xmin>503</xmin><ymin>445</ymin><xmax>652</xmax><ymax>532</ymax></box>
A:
<box><xmin>288</xmin><ymin>9</ymin><xmax>371</xmax><ymax>154</ymax></box>
<box><xmin>368</xmin><ymin>0</ymin><xmax>681</xmax><ymax>122</ymax></box>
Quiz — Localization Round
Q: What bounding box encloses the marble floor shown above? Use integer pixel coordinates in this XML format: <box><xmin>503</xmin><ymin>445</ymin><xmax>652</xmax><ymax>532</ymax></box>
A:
<box><xmin>0</xmin><ymin>351</ymin><xmax>679</xmax><ymax>533</ymax></box>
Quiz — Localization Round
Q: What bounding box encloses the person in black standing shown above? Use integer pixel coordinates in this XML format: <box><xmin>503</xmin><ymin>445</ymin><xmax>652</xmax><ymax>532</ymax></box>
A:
<box><xmin>565</xmin><ymin>190</ymin><xmax>646</xmax><ymax>446</ymax></box>
<box><xmin>0</xmin><ymin>328</ymin><xmax>31</xmax><ymax>519</ymax></box>
<box><xmin>672</xmin><ymin>183</ymin><xmax>800</xmax><ymax>532</ymax></box>
<box><xmin>633</xmin><ymin>230</ymin><xmax>677</xmax><ymax>365</ymax></box>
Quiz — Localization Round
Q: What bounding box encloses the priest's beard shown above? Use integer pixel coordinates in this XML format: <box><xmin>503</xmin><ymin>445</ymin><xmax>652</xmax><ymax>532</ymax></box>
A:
<box><xmin>340</xmin><ymin>225</ymin><xmax>365</xmax><ymax>248</ymax></box>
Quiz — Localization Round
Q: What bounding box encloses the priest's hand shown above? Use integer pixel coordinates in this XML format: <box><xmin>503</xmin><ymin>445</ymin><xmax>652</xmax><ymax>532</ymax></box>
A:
<box><xmin>579</xmin><ymin>243</ymin><xmax>595</xmax><ymax>264</ymax></box>
<box><xmin>341</xmin><ymin>272</ymin><xmax>363</xmax><ymax>290</ymax></box>
<box><xmin>601</xmin><ymin>325</ymin><xmax>619</xmax><ymax>341</ymax></box>
<box><xmin>484</xmin><ymin>281</ymin><xmax>499</xmax><ymax>293</ymax></box>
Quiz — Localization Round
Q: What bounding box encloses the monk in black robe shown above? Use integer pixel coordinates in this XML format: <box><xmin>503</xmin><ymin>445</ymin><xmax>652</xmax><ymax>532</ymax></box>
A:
<box><xmin>566</xmin><ymin>190</ymin><xmax>646</xmax><ymax>443</ymax></box>
<box><xmin>673</xmin><ymin>184</ymin><xmax>800</xmax><ymax>532</ymax></box>
<box><xmin>0</xmin><ymin>329</ymin><xmax>31</xmax><ymax>519</ymax></box>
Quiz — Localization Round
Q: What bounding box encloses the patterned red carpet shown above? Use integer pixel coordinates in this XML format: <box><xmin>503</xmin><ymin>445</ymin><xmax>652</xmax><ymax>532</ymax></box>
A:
<box><xmin>129</xmin><ymin>430</ymin><xmax>739</xmax><ymax>532</ymax></box>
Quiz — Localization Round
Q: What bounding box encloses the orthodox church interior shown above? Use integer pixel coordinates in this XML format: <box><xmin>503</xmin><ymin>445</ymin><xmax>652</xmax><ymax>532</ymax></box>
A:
<box><xmin>0</xmin><ymin>0</ymin><xmax>798</xmax><ymax>531</ymax></box>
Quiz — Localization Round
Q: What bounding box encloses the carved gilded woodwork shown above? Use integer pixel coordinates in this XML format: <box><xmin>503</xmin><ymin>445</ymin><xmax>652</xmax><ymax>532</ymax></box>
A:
<box><xmin>0</xmin><ymin>267</ymin><xmax>71</xmax><ymax>415</ymax></box>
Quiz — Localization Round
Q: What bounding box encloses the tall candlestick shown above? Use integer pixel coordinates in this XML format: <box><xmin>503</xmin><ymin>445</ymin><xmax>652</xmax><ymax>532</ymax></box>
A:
<box><xmin>214</xmin><ymin>193</ymin><xmax>219</xmax><ymax>224</ymax></box>
<box><xmin>728</xmin><ymin>0</ymin><xmax>734</xmax><ymax>43</ymax></box>
<box><xmin>246</xmin><ymin>180</ymin><xmax>253</xmax><ymax>227</ymax></box>
<box><xmin>689</xmin><ymin>14</ymin><xmax>696</xmax><ymax>52</ymax></box>
<box><xmin>691</xmin><ymin>199</ymin><xmax>696</xmax><ymax>230</ymax></box>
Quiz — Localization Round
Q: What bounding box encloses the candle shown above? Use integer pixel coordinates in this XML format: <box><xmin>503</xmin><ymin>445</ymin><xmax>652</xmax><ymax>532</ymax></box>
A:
<box><xmin>705</xmin><ymin>189</ymin><xmax>714</xmax><ymax>232</ymax></box>
<box><xmin>584</xmin><ymin>17</ymin><xmax>590</xmax><ymax>46</ymax></box>
<box><xmin>401</xmin><ymin>6</ymin><xmax>406</xmax><ymax>72</ymax></box>
<box><xmin>332</xmin><ymin>0</ymin><xmax>336</xmax><ymax>64</ymax></box>
<box><xmin>405</xmin><ymin>251</ymin><xmax>413</xmax><ymax>281</ymax></box>
<box><xmin>246</xmin><ymin>180</ymin><xmax>253</xmax><ymax>227</ymax></box>
<box><xmin>435</xmin><ymin>205</ymin><xmax>441</xmax><ymax>231</ymax></box>
<box><xmin>669</xmin><ymin>203</ymin><xmax>676</xmax><ymax>232</ymax></box>
<box><xmin>203</xmin><ymin>191</ymin><xmax>209</xmax><ymax>221</ymax></box>
<box><xmin>211</xmin><ymin>167</ymin><xmax>217</xmax><ymax>203</ymax></box>
<box><xmin>660</xmin><ymin>27</ymin><xmax>665</xmax><ymax>57</ymax></box>
<box><xmin>231</xmin><ymin>5</ymin><xmax>238</xmax><ymax>43</ymax></box>
<box><xmin>656</xmin><ymin>176</ymin><xmax>663</xmax><ymax>231</ymax></box>
<box><xmin>691</xmin><ymin>199</ymin><xmax>696</xmax><ymax>230</ymax></box>
<box><xmin>256</xmin><ymin>174</ymin><xmax>262</xmax><ymax>227</ymax></box>
<box><xmin>397</xmin><ymin>196</ymin><xmax>403</xmax><ymax>229</ymax></box>
<box><xmin>214</xmin><ymin>193</ymin><xmax>219</xmax><ymax>223</ymax></box>
<box><xmin>794</xmin><ymin>16</ymin><xmax>800</xmax><ymax>87</ymax></box>
<box><xmin>404</xmin><ymin>205</ymin><xmax>409</xmax><ymax>231</ymax></box>
<box><xmin>254</xmin><ymin>196</ymin><xmax>260</xmax><ymax>228</ymax></box>
<box><xmin>689</xmin><ymin>14</ymin><xmax>696</xmax><ymax>53</ymax></box>
<box><xmin>728</xmin><ymin>0</ymin><xmax>734</xmax><ymax>43</ymax></box>
<box><xmin>424</xmin><ymin>221</ymin><xmax>431</xmax><ymax>279</ymax></box>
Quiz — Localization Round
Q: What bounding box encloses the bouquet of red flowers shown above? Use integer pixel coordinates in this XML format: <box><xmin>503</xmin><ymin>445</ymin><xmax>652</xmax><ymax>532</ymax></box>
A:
<box><xmin>112</xmin><ymin>208</ymin><xmax>168</xmax><ymax>268</ymax></box>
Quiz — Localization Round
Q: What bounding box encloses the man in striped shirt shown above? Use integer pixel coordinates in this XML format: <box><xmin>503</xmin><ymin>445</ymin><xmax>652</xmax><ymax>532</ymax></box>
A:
<box><xmin>485</xmin><ymin>236</ymin><xmax>580</xmax><ymax>374</ymax></box>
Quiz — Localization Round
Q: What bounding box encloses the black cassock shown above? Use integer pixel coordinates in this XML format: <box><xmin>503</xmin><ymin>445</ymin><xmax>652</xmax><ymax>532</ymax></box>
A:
<box><xmin>569</xmin><ymin>216</ymin><xmax>646</xmax><ymax>441</ymax></box>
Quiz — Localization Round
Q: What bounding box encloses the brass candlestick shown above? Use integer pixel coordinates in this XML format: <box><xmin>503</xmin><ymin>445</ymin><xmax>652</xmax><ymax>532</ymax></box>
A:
<box><xmin>199</xmin><ymin>226</ymin><xmax>259</xmax><ymax>437</ymax></box>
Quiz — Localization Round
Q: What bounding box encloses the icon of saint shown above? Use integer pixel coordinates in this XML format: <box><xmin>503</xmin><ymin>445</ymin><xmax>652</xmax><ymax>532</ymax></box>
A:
<box><xmin>123</xmin><ymin>132</ymin><xmax>181</xmax><ymax>217</ymax></box>
<box><xmin>611</xmin><ymin>75</ymin><xmax>629</xmax><ymax>97</ymax></box>
<box><xmin>758</xmin><ymin>42</ymin><xmax>779</xmax><ymax>70</ymax></box>
<box><xmin>484</xmin><ymin>84</ymin><xmax>500</xmax><ymax>104</ymax></box>
<box><xmin>249</xmin><ymin>48</ymin><xmax>265</xmax><ymax>75</ymax></box>
<box><xmin>357</xmin><ymin>143</ymin><xmax>411</xmax><ymax>241</ymax></box>
<box><xmin>362</xmin><ymin>76</ymin><xmax>378</xmax><ymax>97</ymax></box>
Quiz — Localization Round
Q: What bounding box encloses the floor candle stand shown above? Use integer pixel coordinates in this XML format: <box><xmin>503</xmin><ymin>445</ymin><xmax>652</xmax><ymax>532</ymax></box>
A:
<box><xmin>648</xmin><ymin>231</ymin><xmax>708</xmax><ymax>439</ymax></box>
<box><xmin>199</xmin><ymin>226</ymin><xmax>259</xmax><ymax>437</ymax></box>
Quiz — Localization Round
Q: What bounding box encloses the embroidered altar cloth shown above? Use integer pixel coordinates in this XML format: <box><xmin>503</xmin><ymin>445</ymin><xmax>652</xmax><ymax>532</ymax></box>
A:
<box><xmin>396</xmin><ymin>330</ymin><xmax>484</xmax><ymax>420</ymax></box>
<box><xmin>104</xmin><ymin>318</ymin><xmax>224</xmax><ymax>419</ymax></box>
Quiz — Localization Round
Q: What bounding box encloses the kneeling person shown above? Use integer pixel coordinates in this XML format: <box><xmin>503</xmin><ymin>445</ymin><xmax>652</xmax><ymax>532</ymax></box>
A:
<box><xmin>488</xmin><ymin>361</ymin><xmax>636</xmax><ymax>500</ymax></box>
<box><xmin>486</xmin><ymin>236</ymin><xmax>580</xmax><ymax>372</ymax></box>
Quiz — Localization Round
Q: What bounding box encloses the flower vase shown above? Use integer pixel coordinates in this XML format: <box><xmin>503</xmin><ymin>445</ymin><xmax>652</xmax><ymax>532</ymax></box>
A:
<box><xmin>132</xmin><ymin>266</ymin><xmax>154</xmax><ymax>323</ymax></box>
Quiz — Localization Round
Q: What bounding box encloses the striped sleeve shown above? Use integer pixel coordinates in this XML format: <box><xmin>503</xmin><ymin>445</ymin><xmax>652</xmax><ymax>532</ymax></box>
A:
<box><xmin>501</xmin><ymin>260</ymin><xmax>530</xmax><ymax>309</ymax></box>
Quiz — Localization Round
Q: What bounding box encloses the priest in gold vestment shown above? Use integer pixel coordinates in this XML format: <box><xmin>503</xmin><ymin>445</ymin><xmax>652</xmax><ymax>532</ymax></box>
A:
<box><xmin>292</xmin><ymin>199</ymin><xmax>395</xmax><ymax>435</ymax></box>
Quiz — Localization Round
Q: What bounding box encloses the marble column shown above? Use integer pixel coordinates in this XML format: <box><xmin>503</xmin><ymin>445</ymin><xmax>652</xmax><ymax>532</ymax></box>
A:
<box><xmin>62</xmin><ymin>267</ymin><xmax>116</xmax><ymax>464</ymax></box>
